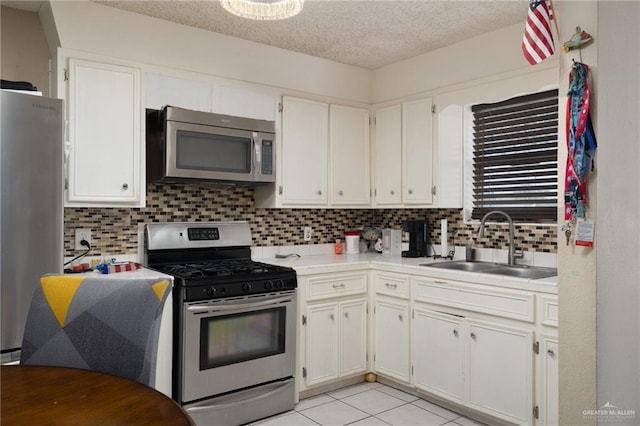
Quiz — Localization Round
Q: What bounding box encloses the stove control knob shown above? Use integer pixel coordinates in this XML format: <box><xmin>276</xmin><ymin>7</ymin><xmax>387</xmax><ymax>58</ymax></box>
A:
<box><xmin>275</xmin><ymin>279</ymin><xmax>284</xmax><ymax>289</ymax></box>
<box><xmin>242</xmin><ymin>283</ymin><xmax>252</xmax><ymax>293</ymax></box>
<box><xmin>264</xmin><ymin>280</ymin><xmax>273</xmax><ymax>290</ymax></box>
<box><xmin>204</xmin><ymin>287</ymin><xmax>216</xmax><ymax>297</ymax></box>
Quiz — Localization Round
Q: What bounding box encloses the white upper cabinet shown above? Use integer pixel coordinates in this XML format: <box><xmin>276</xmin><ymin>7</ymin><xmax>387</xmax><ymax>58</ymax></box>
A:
<box><xmin>280</xmin><ymin>96</ymin><xmax>329</xmax><ymax>205</ymax></box>
<box><xmin>373</xmin><ymin>104</ymin><xmax>402</xmax><ymax>205</ymax></box>
<box><xmin>330</xmin><ymin>105</ymin><xmax>370</xmax><ymax>206</ymax></box>
<box><xmin>373</xmin><ymin>98</ymin><xmax>434</xmax><ymax>207</ymax></box>
<box><xmin>212</xmin><ymin>85</ymin><xmax>276</xmax><ymax>121</ymax></box>
<box><xmin>145</xmin><ymin>73</ymin><xmax>276</xmax><ymax>121</ymax></box>
<box><xmin>66</xmin><ymin>58</ymin><xmax>143</xmax><ymax>207</ymax></box>
<box><xmin>434</xmin><ymin>91</ymin><xmax>464</xmax><ymax>208</ymax></box>
<box><xmin>255</xmin><ymin>96</ymin><xmax>372</xmax><ymax>208</ymax></box>
<box><xmin>145</xmin><ymin>73</ymin><xmax>212</xmax><ymax>112</ymax></box>
<box><xmin>402</xmin><ymin>98</ymin><xmax>434</xmax><ymax>204</ymax></box>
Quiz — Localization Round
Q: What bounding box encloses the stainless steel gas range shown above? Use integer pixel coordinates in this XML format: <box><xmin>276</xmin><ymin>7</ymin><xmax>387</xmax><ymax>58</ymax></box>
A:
<box><xmin>144</xmin><ymin>222</ymin><xmax>297</xmax><ymax>426</ymax></box>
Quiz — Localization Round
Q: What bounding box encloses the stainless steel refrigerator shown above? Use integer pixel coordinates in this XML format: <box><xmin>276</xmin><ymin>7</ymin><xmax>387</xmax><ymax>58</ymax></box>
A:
<box><xmin>1</xmin><ymin>91</ymin><xmax>63</xmax><ymax>362</ymax></box>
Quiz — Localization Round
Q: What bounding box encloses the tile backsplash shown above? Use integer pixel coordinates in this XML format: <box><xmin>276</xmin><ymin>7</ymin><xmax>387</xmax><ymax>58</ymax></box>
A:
<box><xmin>64</xmin><ymin>184</ymin><xmax>557</xmax><ymax>257</ymax></box>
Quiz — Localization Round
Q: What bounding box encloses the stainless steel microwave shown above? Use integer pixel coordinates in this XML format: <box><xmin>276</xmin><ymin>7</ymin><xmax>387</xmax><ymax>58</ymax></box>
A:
<box><xmin>146</xmin><ymin>106</ymin><xmax>275</xmax><ymax>184</ymax></box>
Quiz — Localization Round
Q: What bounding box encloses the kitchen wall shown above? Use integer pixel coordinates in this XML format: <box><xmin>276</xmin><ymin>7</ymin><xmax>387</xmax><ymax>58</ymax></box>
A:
<box><xmin>63</xmin><ymin>183</ymin><xmax>557</xmax><ymax>257</ymax></box>
<box><xmin>0</xmin><ymin>5</ymin><xmax>51</xmax><ymax>95</ymax></box>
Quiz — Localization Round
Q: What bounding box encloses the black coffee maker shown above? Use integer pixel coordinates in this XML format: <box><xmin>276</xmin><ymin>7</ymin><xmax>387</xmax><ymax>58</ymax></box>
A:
<box><xmin>401</xmin><ymin>219</ymin><xmax>429</xmax><ymax>258</ymax></box>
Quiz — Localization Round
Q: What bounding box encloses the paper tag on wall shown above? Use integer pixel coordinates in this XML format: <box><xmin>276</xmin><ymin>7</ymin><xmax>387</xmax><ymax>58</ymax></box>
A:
<box><xmin>575</xmin><ymin>218</ymin><xmax>595</xmax><ymax>247</ymax></box>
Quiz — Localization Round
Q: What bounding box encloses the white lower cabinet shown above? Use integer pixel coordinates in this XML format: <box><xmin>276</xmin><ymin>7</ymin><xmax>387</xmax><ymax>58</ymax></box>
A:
<box><xmin>374</xmin><ymin>297</ymin><xmax>410</xmax><ymax>382</ymax></box>
<box><xmin>304</xmin><ymin>298</ymin><xmax>367</xmax><ymax>388</ymax></box>
<box><xmin>296</xmin><ymin>266</ymin><xmax>556</xmax><ymax>425</ymax></box>
<box><xmin>412</xmin><ymin>308</ymin><xmax>463</xmax><ymax>402</ymax></box>
<box><xmin>536</xmin><ymin>335</ymin><xmax>558</xmax><ymax>425</ymax></box>
<box><xmin>413</xmin><ymin>306</ymin><xmax>533</xmax><ymax>424</ymax></box>
<box><xmin>466</xmin><ymin>320</ymin><xmax>534</xmax><ymax>424</ymax></box>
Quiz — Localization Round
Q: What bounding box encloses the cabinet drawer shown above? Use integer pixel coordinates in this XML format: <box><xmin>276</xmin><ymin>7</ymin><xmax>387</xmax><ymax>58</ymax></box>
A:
<box><xmin>538</xmin><ymin>295</ymin><xmax>558</xmax><ymax>328</ymax></box>
<box><xmin>374</xmin><ymin>272</ymin><xmax>409</xmax><ymax>299</ymax></box>
<box><xmin>307</xmin><ymin>273</ymin><xmax>366</xmax><ymax>301</ymax></box>
<box><xmin>413</xmin><ymin>278</ymin><xmax>535</xmax><ymax>323</ymax></box>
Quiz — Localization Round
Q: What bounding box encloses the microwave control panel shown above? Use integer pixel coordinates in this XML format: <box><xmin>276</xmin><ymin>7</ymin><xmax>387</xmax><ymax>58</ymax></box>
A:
<box><xmin>262</xmin><ymin>140</ymin><xmax>273</xmax><ymax>175</ymax></box>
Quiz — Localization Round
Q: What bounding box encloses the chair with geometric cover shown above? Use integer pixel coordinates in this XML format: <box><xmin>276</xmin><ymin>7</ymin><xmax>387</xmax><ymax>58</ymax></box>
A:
<box><xmin>20</xmin><ymin>275</ymin><xmax>171</xmax><ymax>388</ymax></box>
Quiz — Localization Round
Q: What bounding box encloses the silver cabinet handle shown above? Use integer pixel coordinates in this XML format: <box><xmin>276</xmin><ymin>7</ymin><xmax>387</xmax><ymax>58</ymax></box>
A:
<box><xmin>329</xmin><ymin>313</ymin><xmax>335</xmax><ymax>320</ymax></box>
<box><xmin>408</xmin><ymin>189</ymin><xmax>413</xmax><ymax>194</ymax></box>
<box><xmin>317</xmin><ymin>190</ymin><xmax>322</xmax><ymax>196</ymax></box>
<box><xmin>547</xmin><ymin>349</ymin><xmax>556</xmax><ymax>357</ymax></box>
<box><xmin>332</xmin><ymin>283</ymin><xmax>346</xmax><ymax>289</ymax></box>
<box><xmin>344</xmin><ymin>312</ymin><xmax>349</xmax><ymax>319</ymax></box>
<box><xmin>390</xmin><ymin>190</ymin><xmax>395</xmax><ymax>195</ymax></box>
<box><xmin>453</xmin><ymin>329</ymin><xmax>458</xmax><ymax>337</ymax></box>
<box><xmin>470</xmin><ymin>332</ymin><xmax>477</xmax><ymax>340</ymax></box>
<box><xmin>385</xmin><ymin>282</ymin><xmax>398</xmax><ymax>289</ymax></box>
<box><xmin>398</xmin><ymin>314</ymin><xmax>403</xmax><ymax>321</ymax></box>
<box><xmin>339</xmin><ymin>190</ymin><xmax>343</xmax><ymax>196</ymax></box>
<box><xmin>122</xmin><ymin>183</ymin><xmax>129</xmax><ymax>190</ymax></box>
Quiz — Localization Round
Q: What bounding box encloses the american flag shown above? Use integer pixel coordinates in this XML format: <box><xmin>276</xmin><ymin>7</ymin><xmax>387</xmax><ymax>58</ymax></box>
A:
<box><xmin>522</xmin><ymin>0</ymin><xmax>555</xmax><ymax>65</ymax></box>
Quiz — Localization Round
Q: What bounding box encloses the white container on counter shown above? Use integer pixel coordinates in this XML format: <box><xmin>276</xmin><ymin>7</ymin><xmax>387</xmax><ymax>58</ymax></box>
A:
<box><xmin>345</xmin><ymin>231</ymin><xmax>360</xmax><ymax>254</ymax></box>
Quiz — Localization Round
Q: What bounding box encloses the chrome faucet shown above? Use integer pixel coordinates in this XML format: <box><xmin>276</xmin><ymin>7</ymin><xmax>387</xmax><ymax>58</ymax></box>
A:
<box><xmin>477</xmin><ymin>210</ymin><xmax>520</xmax><ymax>265</ymax></box>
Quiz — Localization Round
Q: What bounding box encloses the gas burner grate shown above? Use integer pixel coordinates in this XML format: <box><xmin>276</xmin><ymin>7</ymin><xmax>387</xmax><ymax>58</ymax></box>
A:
<box><xmin>159</xmin><ymin>259</ymin><xmax>289</xmax><ymax>280</ymax></box>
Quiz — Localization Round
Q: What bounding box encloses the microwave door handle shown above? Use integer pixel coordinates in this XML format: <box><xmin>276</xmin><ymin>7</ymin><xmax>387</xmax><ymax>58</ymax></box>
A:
<box><xmin>252</xmin><ymin>133</ymin><xmax>257</xmax><ymax>179</ymax></box>
<box><xmin>253</xmin><ymin>133</ymin><xmax>262</xmax><ymax>179</ymax></box>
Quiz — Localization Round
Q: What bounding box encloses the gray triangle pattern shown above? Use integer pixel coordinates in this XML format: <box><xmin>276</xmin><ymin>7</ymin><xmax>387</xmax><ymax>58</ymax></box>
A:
<box><xmin>20</xmin><ymin>276</ymin><xmax>169</xmax><ymax>387</ymax></box>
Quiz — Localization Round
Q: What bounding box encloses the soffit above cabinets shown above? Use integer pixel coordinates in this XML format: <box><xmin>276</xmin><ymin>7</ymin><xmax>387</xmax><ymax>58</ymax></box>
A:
<box><xmin>89</xmin><ymin>0</ymin><xmax>527</xmax><ymax>70</ymax></box>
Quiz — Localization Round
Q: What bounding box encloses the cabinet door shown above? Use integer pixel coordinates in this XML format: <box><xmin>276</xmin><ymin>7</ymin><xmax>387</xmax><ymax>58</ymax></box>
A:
<box><xmin>436</xmin><ymin>104</ymin><xmax>463</xmax><ymax>208</ymax></box>
<box><xmin>330</xmin><ymin>105</ymin><xmax>370</xmax><ymax>206</ymax></box>
<box><xmin>374</xmin><ymin>105</ymin><xmax>402</xmax><ymax>205</ymax></box>
<box><xmin>467</xmin><ymin>321</ymin><xmax>533</xmax><ymax>424</ymax></box>
<box><xmin>374</xmin><ymin>298</ymin><xmax>410</xmax><ymax>382</ymax></box>
<box><xmin>537</xmin><ymin>336</ymin><xmax>558</xmax><ymax>426</ymax></box>
<box><xmin>281</xmin><ymin>96</ymin><xmax>328</xmax><ymax>205</ymax></box>
<box><xmin>402</xmin><ymin>98</ymin><xmax>433</xmax><ymax>204</ymax></box>
<box><xmin>306</xmin><ymin>303</ymin><xmax>339</xmax><ymax>386</ymax></box>
<box><xmin>67</xmin><ymin>58</ymin><xmax>142</xmax><ymax>206</ymax></box>
<box><xmin>340</xmin><ymin>299</ymin><xmax>367</xmax><ymax>376</ymax></box>
<box><xmin>145</xmin><ymin>72</ymin><xmax>211</xmax><ymax>111</ymax></box>
<box><xmin>413</xmin><ymin>308</ymin><xmax>463</xmax><ymax>402</ymax></box>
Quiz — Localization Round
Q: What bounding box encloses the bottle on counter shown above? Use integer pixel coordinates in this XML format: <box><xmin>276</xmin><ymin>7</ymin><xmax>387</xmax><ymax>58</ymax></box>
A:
<box><xmin>334</xmin><ymin>238</ymin><xmax>343</xmax><ymax>255</ymax></box>
<box><xmin>465</xmin><ymin>238</ymin><xmax>475</xmax><ymax>262</ymax></box>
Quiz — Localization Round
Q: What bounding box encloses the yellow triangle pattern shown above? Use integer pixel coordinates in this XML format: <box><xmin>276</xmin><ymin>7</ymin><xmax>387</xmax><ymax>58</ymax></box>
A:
<box><xmin>151</xmin><ymin>280</ymin><xmax>170</xmax><ymax>302</ymax></box>
<box><xmin>40</xmin><ymin>276</ymin><xmax>85</xmax><ymax>327</ymax></box>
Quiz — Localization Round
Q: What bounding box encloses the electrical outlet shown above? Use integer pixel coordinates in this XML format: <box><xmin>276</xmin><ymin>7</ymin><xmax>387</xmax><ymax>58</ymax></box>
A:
<box><xmin>75</xmin><ymin>228</ymin><xmax>92</xmax><ymax>250</ymax></box>
<box><xmin>303</xmin><ymin>226</ymin><xmax>313</xmax><ymax>241</ymax></box>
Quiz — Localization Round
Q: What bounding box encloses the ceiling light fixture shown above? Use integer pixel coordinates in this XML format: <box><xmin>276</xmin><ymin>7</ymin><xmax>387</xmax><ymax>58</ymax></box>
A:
<box><xmin>220</xmin><ymin>0</ymin><xmax>303</xmax><ymax>21</ymax></box>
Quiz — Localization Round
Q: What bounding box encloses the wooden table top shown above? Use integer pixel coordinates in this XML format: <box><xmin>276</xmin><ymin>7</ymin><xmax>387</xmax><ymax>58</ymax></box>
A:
<box><xmin>1</xmin><ymin>365</ymin><xmax>195</xmax><ymax>425</ymax></box>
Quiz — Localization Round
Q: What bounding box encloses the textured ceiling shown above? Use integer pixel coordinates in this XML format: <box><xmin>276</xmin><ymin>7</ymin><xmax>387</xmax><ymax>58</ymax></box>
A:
<box><xmin>91</xmin><ymin>0</ymin><xmax>528</xmax><ymax>70</ymax></box>
<box><xmin>1</xmin><ymin>0</ymin><xmax>527</xmax><ymax>69</ymax></box>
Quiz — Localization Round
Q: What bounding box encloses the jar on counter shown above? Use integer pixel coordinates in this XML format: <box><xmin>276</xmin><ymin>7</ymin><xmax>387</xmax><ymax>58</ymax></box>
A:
<box><xmin>345</xmin><ymin>230</ymin><xmax>360</xmax><ymax>254</ymax></box>
<box><xmin>334</xmin><ymin>238</ymin><xmax>343</xmax><ymax>255</ymax></box>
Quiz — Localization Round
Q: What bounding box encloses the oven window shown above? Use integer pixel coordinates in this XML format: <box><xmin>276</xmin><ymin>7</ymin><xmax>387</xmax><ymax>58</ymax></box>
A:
<box><xmin>200</xmin><ymin>307</ymin><xmax>286</xmax><ymax>370</ymax></box>
<box><xmin>176</xmin><ymin>130</ymin><xmax>251</xmax><ymax>173</ymax></box>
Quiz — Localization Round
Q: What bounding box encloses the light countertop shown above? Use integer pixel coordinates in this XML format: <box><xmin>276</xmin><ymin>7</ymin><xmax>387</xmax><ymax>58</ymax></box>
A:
<box><xmin>255</xmin><ymin>252</ymin><xmax>558</xmax><ymax>294</ymax></box>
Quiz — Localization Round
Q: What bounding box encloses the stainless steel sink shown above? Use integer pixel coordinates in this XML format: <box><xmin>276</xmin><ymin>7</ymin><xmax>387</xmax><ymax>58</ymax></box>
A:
<box><xmin>420</xmin><ymin>260</ymin><xmax>557</xmax><ymax>280</ymax></box>
<box><xmin>419</xmin><ymin>261</ymin><xmax>496</xmax><ymax>273</ymax></box>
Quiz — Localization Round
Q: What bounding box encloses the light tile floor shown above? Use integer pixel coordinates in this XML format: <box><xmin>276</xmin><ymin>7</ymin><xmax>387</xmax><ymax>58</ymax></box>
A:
<box><xmin>252</xmin><ymin>382</ymin><xmax>487</xmax><ymax>426</ymax></box>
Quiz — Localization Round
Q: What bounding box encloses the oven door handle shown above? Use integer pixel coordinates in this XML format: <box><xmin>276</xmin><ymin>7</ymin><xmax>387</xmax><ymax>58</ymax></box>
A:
<box><xmin>186</xmin><ymin>294</ymin><xmax>294</xmax><ymax>313</ymax></box>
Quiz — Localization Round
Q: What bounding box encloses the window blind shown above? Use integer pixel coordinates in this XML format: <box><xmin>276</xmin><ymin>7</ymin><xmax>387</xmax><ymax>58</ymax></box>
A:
<box><xmin>471</xmin><ymin>89</ymin><xmax>558</xmax><ymax>222</ymax></box>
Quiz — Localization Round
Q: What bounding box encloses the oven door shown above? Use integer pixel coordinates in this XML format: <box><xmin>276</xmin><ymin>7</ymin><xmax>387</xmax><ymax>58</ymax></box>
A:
<box><xmin>182</xmin><ymin>291</ymin><xmax>296</xmax><ymax>403</ymax></box>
